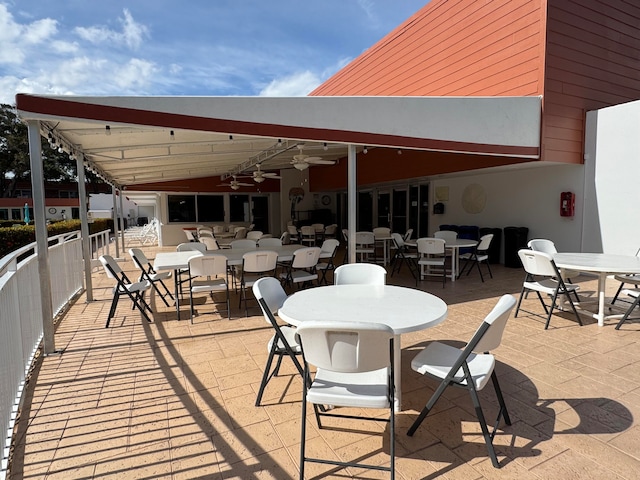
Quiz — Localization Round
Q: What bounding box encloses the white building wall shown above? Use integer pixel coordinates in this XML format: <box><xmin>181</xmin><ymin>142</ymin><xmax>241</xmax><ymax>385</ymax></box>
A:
<box><xmin>583</xmin><ymin>101</ymin><xmax>640</xmax><ymax>256</ymax></box>
<box><xmin>429</xmin><ymin>163</ymin><xmax>586</xmax><ymax>261</ymax></box>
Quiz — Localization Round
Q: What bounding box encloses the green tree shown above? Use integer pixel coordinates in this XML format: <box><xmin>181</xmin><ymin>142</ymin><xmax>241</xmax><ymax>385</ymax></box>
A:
<box><xmin>0</xmin><ymin>103</ymin><xmax>93</xmax><ymax>198</ymax></box>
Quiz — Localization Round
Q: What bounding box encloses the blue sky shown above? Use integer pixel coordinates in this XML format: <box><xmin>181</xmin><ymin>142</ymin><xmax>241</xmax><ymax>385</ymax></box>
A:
<box><xmin>0</xmin><ymin>1</ymin><xmax>428</xmax><ymax>104</ymax></box>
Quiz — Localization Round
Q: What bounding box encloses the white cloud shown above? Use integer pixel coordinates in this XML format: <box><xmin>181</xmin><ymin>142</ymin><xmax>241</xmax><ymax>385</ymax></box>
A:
<box><xmin>259</xmin><ymin>71</ymin><xmax>322</xmax><ymax>97</ymax></box>
<box><xmin>0</xmin><ymin>4</ymin><xmax>57</xmax><ymax>64</ymax></box>
<box><xmin>74</xmin><ymin>9</ymin><xmax>148</xmax><ymax>50</ymax></box>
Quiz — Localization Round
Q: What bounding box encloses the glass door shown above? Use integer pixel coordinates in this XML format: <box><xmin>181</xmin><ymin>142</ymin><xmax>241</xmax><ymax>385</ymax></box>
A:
<box><xmin>377</xmin><ymin>191</ymin><xmax>390</xmax><ymax>228</ymax></box>
<box><xmin>357</xmin><ymin>191</ymin><xmax>373</xmax><ymax>231</ymax></box>
<box><xmin>251</xmin><ymin>195</ymin><xmax>269</xmax><ymax>233</ymax></box>
<box><xmin>392</xmin><ymin>189</ymin><xmax>407</xmax><ymax>233</ymax></box>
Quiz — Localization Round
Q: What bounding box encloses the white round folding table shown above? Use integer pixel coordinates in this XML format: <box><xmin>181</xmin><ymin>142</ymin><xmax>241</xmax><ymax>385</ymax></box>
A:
<box><xmin>278</xmin><ymin>284</ymin><xmax>448</xmax><ymax>411</ymax></box>
<box><xmin>554</xmin><ymin>252</ymin><xmax>640</xmax><ymax>326</ymax></box>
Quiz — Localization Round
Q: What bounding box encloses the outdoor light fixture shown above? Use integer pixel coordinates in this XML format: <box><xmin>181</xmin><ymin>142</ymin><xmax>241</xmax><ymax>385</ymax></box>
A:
<box><xmin>363</xmin><ymin>146</ymin><xmax>368</xmax><ymax>154</ymax></box>
<box><xmin>105</xmin><ymin>125</ymin><xmax>111</xmax><ymax>135</ymax></box>
<box><xmin>228</xmin><ymin>134</ymin><xmax>234</xmax><ymax>142</ymax></box>
<box><xmin>398</xmin><ymin>149</ymin><xmax>402</xmax><ymax>155</ymax></box>
<box><xmin>277</xmin><ymin>138</ymin><xmax>283</xmax><ymax>147</ymax></box>
<box><xmin>170</xmin><ymin>130</ymin><xmax>175</xmax><ymax>140</ymax></box>
<box><xmin>323</xmin><ymin>142</ymin><xmax>328</xmax><ymax>151</ymax></box>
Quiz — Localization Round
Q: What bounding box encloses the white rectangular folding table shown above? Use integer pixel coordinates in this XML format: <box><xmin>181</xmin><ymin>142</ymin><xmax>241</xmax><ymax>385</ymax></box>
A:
<box><xmin>554</xmin><ymin>252</ymin><xmax>640</xmax><ymax>326</ymax></box>
<box><xmin>154</xmin><ymin>245</ymin><xmax>301</xmax><ymax>319</ymax></box>
<box><xmin>278</xmin><ymin>284</ymin><xmax>448</xmax><ymax>411</ymax></box>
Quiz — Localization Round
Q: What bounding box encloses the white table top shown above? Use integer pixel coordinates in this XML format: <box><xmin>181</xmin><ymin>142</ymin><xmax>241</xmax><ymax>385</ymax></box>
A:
<box><xmin>554</xmin><ymin>253</ymin><xmax>640</xmax><ymax>275</ymax></box>
<box><xmin>278</xmin><ymin>284</ymin><xmax>448</xmax><ymax>334</ymax></box>
<box><xmin>154</xmin><ymin>244</ymin><xmax>302</xmax><ymax>270</ymax></box>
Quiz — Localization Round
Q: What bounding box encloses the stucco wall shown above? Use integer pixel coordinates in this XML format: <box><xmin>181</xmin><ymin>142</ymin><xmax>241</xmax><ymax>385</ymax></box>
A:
<box><xmin>429</xmin><ymin>163</ymin><xmax>586</xmax><ymax>261</ymax></box>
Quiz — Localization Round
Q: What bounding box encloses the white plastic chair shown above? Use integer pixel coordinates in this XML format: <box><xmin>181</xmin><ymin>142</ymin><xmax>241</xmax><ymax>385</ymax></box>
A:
<box><xmin>417</xmin><ymin>237</ymin><xmax>446</xmax><ymax>287</ymax></box>
<box><xmin>407</xmin><ymin>294</ymin><xmax>517</xmax><ymax>468</ymax></box>
<box><xmin>297</xmin><ymin>321</ymin><xmax>395</xmax><ymax>479</ymax></box>
<box><xmin>252</xmin><ymin>277</ymin><xmax>304</xmax><ymax>406</ymax></box>
<box><xmin>279</xmin><ymin>247</ymin><xmax>321</xmax><ymax>289</ymax></box>
<box><xmin>246</xmin><ymin>230</ymin><xmax>263</xmax><ymax>241</ymax></box>
<box><xmin>611</xmin><ymin>248</ymin><xmax>640</xmax><ymax>305</ymax></box>
<box><xmin>459</xmin><ymin>233</ymin><xmax>494</xmax><ymax>282</ymax></box>
<box><xmin>128</xmin><ymin>248</ymin><xmax>174</xmax><ymax>307</ymax></box>
<box><xmin>615</xmin><ymin>289</ymin><xmax>640</xmax><ymax>330</ymax></box>
<box><xmin>199</xmin><ymin>236</ymin><xmax>220</xmax><ymax>251</ymax></box>
<box><xmin>355</xmin><ymin>231</ymin><xmax>376</xmax><ymax>262</ymax></box>
<box><xmin>99</xmin><ymin>255</ymin><xmax>152</xmax><ymax>327</ymax></box>
<box><xmin>188</xmin><ymin>254</ymin><xmax>230</xmax><ymax>322</ymax></box>
<box><xmin>434</xmin><ymin>230</ymin><xmax>457</xmax><ymax>242</ymax></box>
<box><xmin>287</xmin><ymin>225</ymin><xmax>300</xmax><ymax>243</ymax></box>
<box><xmin>239</xmin><ymin>250</ymin><xmax>279</xmax><ymax>316</ymax></box>
<box><xmin>334</xmin><ymin>263</ymin><xmax>386</xmax><ymax>285</ymax></box>
<box><xmin>300</xmin><ymin>226</ymin><xmax>316</xmax><ymax>246</ymax></box>
<box><xmin>316</xmin><ymin>239</ymin><xmax>340</xmax><ymax>285</ymax></box>
<box><xmin>175</xmin><ymin>242</ymin><xmax>207</xmax><ymax>297</ymax></box>
<box><xmin>230</xmin><ymin>239</ymin><xmax>256</xmax><ymax>250</ymax></box>
<box><xmin>515</xmin><ymin>249</ymin><xmax>582</xmax><ymax>329</ymax></box>
<box><xmin>390</xmin><ymin>232</ymin><xmax>418</xmax><ymax>279</ymax></box>
<box><xmin>528</xmin><ymin>238</ymin><xmax>579</xmax><ymax>283</ymax></box>
<box><xmin>258</xmin><ymin>237</ymin><xmax>282</xmax><ymax>248</ymax></box>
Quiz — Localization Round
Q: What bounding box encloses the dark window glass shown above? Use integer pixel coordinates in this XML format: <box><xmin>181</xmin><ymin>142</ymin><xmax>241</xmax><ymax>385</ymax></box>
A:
<box><xmin>230</xmin><ymin>194</ymin><xmax>250</xmax><ymax>222</ymax></box>
<box><xmin>197</xmin><ymin>195</ymin><xmax>224</xmax><ymax>222</ymax></box>
<box><xmin>168</xmin><ymin>195</ymin><xmax>196</xmax><ymax>223</ymax></box>
<box><xmin>0</xmin><ymin>209</ymin><xmax>8</xmax><ymax>220</ymax></box>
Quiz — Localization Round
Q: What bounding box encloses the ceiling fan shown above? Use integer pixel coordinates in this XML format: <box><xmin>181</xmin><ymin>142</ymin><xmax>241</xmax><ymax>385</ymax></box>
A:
<box><xmin>218</xmin><ymin>175</ymin><xmax>253</xmax><ymax>190</ymax></box>
<box><xmin>291</xmin><ymin>144</ymin><xmax>335</xmax><ymax>171</ymax></box>
<box><xmin>252</xmin><ymin>164</ymin><xmax>281</xmax><ymax>183</ymax></box>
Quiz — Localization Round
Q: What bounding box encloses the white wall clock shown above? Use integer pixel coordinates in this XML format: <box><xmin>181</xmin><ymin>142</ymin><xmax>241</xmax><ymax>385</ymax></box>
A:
<box><xmin>461</xmin><ymin>183</ymin><xmax>486</xmax><ymax>214</ymax></box>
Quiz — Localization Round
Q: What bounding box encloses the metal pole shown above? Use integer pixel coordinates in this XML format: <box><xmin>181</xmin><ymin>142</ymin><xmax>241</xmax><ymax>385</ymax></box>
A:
<box><xmin>112</xmin><ymin>187</ymin><xmax>120</xmax><ymax>258</ymax></box>
<box><xmin>347</xmin><ymin>145</ymin><xmax>357</xmax><ymax>264</ymax></box>
<box><xmin>26</xmin><ymin>121</ymin><xmax>56</xmax><ymax>354</ymax></box>
<box><xmin>76</xmin><ymin>154</ymin><xmax>93</xmax><ymax>301</ymax></box>
<box><xmin>118</xmin><ymin>190</ymin><xmax>125</xmax><ymax>249</ymax></box>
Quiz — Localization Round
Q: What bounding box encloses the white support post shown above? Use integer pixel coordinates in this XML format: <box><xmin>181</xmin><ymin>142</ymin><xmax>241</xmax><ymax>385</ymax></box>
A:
<box><xmin>112</xmin><ymin>187</ymin><xmax>120</xmax><ymax>258</ymax></box>
<box><xmin>118</xmin><ymin>190</ymin><xmax>125</xmax><ymax>248</ymax></box>
<box><xmin>76</xmin><ymin>154</ymin><xmax>94</xmax><ymax>301</ymax></box>
<box><xmin>26</xmin><ymin>121</ymin><xmax>56</xmax><ymax>354</ymax></box>
<box><xmin>347</xmin><ymin>145</ymin><xmax>357</xmax><ymax>264</ymax></box>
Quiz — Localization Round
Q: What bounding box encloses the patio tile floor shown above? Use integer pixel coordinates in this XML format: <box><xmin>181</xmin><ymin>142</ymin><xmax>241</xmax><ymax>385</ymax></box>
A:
<box><xmin>8</xmin><ymin>244</ymin><xmax>640</xmax><ymax>479</ymax></box>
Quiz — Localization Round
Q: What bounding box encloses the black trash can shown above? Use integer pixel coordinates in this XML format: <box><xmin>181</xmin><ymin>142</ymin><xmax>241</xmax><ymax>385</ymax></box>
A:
<box><xmin>458</xmin><ymin>225</ymin><xmax>479</xmax><ymax>255</ymax></box>
<box><xmin>479</xmin><ymin>227</ymin><xmax>502</xmax><ymax>264</ymax></box>
<box><xmin>504</xmin><ymin>226</ymin><xmax>529</xmax><ymax>268</ymax></box>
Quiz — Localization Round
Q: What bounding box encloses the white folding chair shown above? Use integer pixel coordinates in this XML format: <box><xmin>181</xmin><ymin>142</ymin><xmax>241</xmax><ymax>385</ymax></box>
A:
<box><xmin>390</xmin><ymin>232</ymin><xmax>418</xmax><ymax>279</ymax></box>
<box><xmin>355</xmin><ymin>231</ymin><xmax>376</xmax><ymax>263</ymax></box>
<box><xmin>99</xmin><ymin>255</ymin><xmax>153</xmax><ymax>328</ymax></box>
<box><xmin>176</xmin><ymin>242</ymin><xmax>207</xmax><ymax>297</ymax></box>
<box><xmin>258</xmin><ymin>237</ymin><xmax>282</xmax><ymax>248</ymax></box>
<box><xmin>230</xmin><ymin>239</ymin><xmax>256</xmax><ymax>250</ymax></box>
<box><xmin>279</xmin><ymin>247</ymin><xmax>321</xmax><ymax>289</ymax></box>
<box><xmin>434</xmin><ymin>230</ymin><xmax>457</xmax><ymax>242</ymax></box>
<box><xmin>252</xmin><ymin>277</ymin><xmax>304</xmax><ymax>406</ymax></box>
<box><xmin>297</xmin><ymin>321</ymin><xmax>395</xmax><ymax>479</ymax></box>
<box><xmin>417</xmin><ymin>237</ymin><xmax>446</xmax><ymax>287</ymax></box>
<box><xmin>334</xmin><ymin>263</ymin><xmax>386</xmax><ymax>285</ymax></box>
<box><xmin>199</xmin><ymin>236</ymin><xmax>220</xmax><ymax>251</ymax></box>
<box><xmin>407</xmin><ymin>295</ymin><xmax>517</xmax><ymax>468</ymax></box>
<box><xmin>300</xmin><ymin>226</ymin><xmax>316</xmax><ymax>246</ymax></box>
<box><xmin>188</xmin><ymin>254</ymin><xmax>230</xmax><ymax>322</ymax></box>
<box><xmin>459</xmin><ymin>233</ymin><xmax>494</xmax><ymax>282</ymax></box>
<box><xmin>515</xmin><ymin>249</ymin><xmax>582</xmax><ymax>329</ymax></box>
<box><xmin>246</xmin><ymin>230</ymin><xmax>263</xmax><ymax>241</ymax></box>
<box><xmin>611</xmin><ymin>248</ymin><xmax>640</xmax><ymax>305</ymax></box>
<box><xmin>615</xmin><ymin>289</ymin><xmax>640</xmax><ymax>330</ymax></box>
<box><xmin>240</xmin><ymin>250</ymin><xmax>278</xmax><ymax>316</ymax></box>
<box><xmin>316</xmin><ymin>239</ymin><xmax>340</xmax><ymax>285</ymax></box>
<box><xmin>287</xmin><ymin>225</ymin><xmax>300</xmax><ymax>244</ymax></box>
<box><xmin>128</xmin><ymin>248</ymin><xmax>174</xmax><ymax>307</ymax></box>
<box><xmin>528</xmin><ymin>238</ymin><xmax>579</xmax><ymax>284</ymax></box>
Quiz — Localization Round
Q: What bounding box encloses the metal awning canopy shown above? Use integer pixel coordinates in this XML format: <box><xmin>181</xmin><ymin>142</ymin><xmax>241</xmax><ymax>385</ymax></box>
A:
<box><xmin>16</xmin><ymin>94</ymin><xmax>541</xmax><ymax>188</ymax></box>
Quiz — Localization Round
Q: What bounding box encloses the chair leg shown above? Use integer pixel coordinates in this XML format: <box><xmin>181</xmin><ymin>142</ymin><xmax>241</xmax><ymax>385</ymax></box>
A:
<box><xmin>467</xmin><ymin>380</ymin><xmax>501</xmax><ymax>468</ymax></box>
<box><xmin>611</xmin><ymin>282</ymin><xmax>625</xmax><ymax>305</ymax></box>
<box><xmin>615</xmin><ymin>293</ymin><xmax>640</xmax><ymax>330</ymax></box>
<box><xmin>256</xmin><ymin>346</ymin><xmax>277</xmax><ymax>406</ymax></box>
<box><xmin>407</xmin><ymin>375</ymin><xmax>450</xmax><ymax>436</ymax></box>
<box><xmin>491</xmin><ymin>371</ymin><xmax>511</xmax><ymax>426</ymax></box>
<box><xmin>105</xmin><ymin>292</ymin><xmax>120</xmax><ymax>328</ymax></box>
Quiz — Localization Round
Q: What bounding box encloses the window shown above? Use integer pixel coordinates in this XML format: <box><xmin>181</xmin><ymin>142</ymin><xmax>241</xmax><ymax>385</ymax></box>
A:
<box><xmin>0</xmin><ymin>209</ymin><xmax>8</xmax><ymax>220</ymax></box>
<box><xmin>11</xmin><ymin>208</ymin><xmax>22</xmax><ymax>220</ymax></box>
<box><xmin>197</xmin><ymin>195</ymin><xmax>224</xmax><ymax>222</ymax></box>
<box><xmin>168</xmin><ymin>195</ymin><xmax>196</xmax><ymax>223</ymax></box>
<box><xmin>230</xmin><ymin>194</ymin><xmax>250</xmax><ymax>222</ymax></box>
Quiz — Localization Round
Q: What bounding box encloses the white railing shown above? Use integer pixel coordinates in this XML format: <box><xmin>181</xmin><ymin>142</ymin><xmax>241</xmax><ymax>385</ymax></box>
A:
<box><xmin>0</xmin><ymin>229</ymin><xmax>110</xmax><ymax>480</ymax></box>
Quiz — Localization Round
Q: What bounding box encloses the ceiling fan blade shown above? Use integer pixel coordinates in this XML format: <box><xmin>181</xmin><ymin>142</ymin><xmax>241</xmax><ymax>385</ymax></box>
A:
<box><xmin>306</xmin><ymin>158</ymin><xmax>335</xmax><ymax>165</ymax></box>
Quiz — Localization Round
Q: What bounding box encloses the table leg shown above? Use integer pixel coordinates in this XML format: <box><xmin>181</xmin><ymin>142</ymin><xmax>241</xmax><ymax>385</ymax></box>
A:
<box><xmin>174</xmin><ymin>268</ymin><xmax>181</xmax><ymax>320</ymax></box>
<box><xmin>450</xmin><ymin>248</ymin><xmax>457</xmax><ymax>282</ymax></box>
<box><xmin>596</xmin><ymin>272</ymin><xmax>606</xmax><ymax>327</ymax></box>
<box><xmin>393</xmin><ymin>334</ymin><xmax>401</xmax><ymax>412</ymax></box>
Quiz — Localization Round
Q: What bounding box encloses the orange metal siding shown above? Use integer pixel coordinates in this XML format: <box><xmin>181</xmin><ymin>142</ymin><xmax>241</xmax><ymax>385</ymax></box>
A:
<box><xmin>311</xmin><ymin>0</ymin><xmax>546</xmax><ymax>97</ymax></box>
<box><xmin>542</xmin><ymin>0</ymin><xmax>640</xmax><ymax>164</ymax></box>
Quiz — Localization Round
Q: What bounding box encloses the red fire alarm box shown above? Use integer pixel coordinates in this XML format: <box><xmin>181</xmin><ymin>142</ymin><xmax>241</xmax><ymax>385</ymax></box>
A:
<box><xmin>560</xmin><ymin>191</ymin><xmax>575</xmax><ymax>217</ymax></box>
